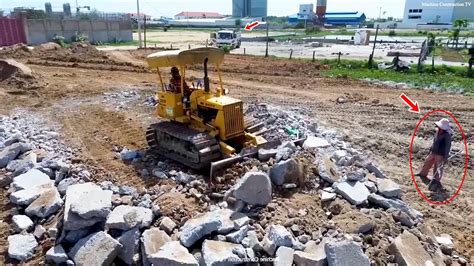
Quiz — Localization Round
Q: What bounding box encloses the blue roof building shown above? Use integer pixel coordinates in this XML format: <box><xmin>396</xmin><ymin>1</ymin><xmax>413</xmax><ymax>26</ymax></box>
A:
<box><xmin>288</xmin><ymin>11</ymin><xmax>366</xmax><ymax>26</ymax></box>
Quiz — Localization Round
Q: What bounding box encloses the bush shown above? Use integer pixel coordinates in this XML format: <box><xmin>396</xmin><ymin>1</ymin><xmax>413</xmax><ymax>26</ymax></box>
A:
<box><xmin>294</xmin><ymin>22</ymin><xmax>305</xmax><ymax>29</ymax></box>
<box><xmin>52</xmin><ymin>35</ymin><xmax>66</xmax><ymax>47</ymax></box>
<box><xmin>73</xmin><ymin>32</ymin><xmax>88</xmax><ymax>43</ymax></box>
<box><xmin>305</xmin><ymin>27</ymin><xmax>321</xmax><ymax>35</ymax></box>
<box><xmin>388</xmin><ymin>30</ymin><xmax>396</xmax><ymax>37</ymax></box>
<box><xmin>221</xmin><ymin>45</ymin><xmax>231</xmax><ymax>54</ymax></box>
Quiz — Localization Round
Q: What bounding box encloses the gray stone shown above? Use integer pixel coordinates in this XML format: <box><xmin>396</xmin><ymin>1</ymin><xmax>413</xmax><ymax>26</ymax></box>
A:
<box><xmin>376</xmin><ymin>178</ymin><xmax>402</xmax><ymax>198</ymax></box>
<box><xmin>57</xmin><ymin>178</ymin><xmax>79</xmax><ymax>195</ymax></box>
<box><xmin>226</xmin><ymin>225</ymin><xmax>250</xmax><ymax>244</ymax></box>
<box><xmin>364</xmin><ymin>181</ymin><xmax>377</xmax><ymax>193</ymax></box>
<box><xmin>345</xmin><ymin>169</ymin><xmax>366</xmax><ymax>182</ymax></box>
<box><xmin>33</xmin><ymin>225</ymin><xmax>46</xmax><ymax>239</ymax></box>
<box><xmin>325</xmin><ymin>240</ymin><xmax>370</xmax><ymax>266</ymax></box>
<box><xmin>7</xmin><ymin>152</ymin><xmax>36</xmax><ymax>177</ymax></box>
<box><xmin>8</xmin><ymin>233</ymin><xmax>38</xmax><ymax>261</ymax></box>
<box><xmin>321</xmin><ymin>191</ymin><xmax>337</xmax><ymax>202</ymax></box>
<box><xmin>0</xmin><ymin>142</ymin><xmax>24</xmax><ymax>168</ymax></box>
<box><xmin>294</xmin><ymin>251</ymin><xmax>326</xmax><ymax>266</ymax></box>
<box><xmin>120</xmin><ymin>149</ymin><xmax>138</xmax><ymax>161</ymax></box>
<box><xmin>160</xmin><ymin>217</ymin><xmax>177</xmax><ymax>234</ymax></box>
<box><xmin>65</xmin><ymin>228</ymin><xmax>90</xmax><ymax>243</ymax></box>
<box><xmin>332</xmin><ymin>150</ymin><xmax>348</xmax><ymax>161</ymax></box>
<box><xmin>175</xmin><ymin>171</ymin><xmax>196</xmax><ymax>184</ymax></box>
<box><xmin>318</xmin><ymin>156</ymin><xmax>340</xmax><ymax>184</ymax></box>
<box><xmin>392</xmin><ymin>210</ymin><xmax>415</xmax><ymax>227</ymax></box>
<box><xmin>334</xmin><ymin>181</ymin><xmax>370</xmax><ymax>205</ymax></box>
<box><xmin>64</xmin><ymin>183</ymin><xmax>106</xmax><ymax>231</ymax></box>
<box><xmin>267</xmin><ymin>224</ymin><xmax>293</xmax><ymax>248</ymax></box>
<box><xmin>365</xmin><ymin>162</ymin><xmax>387</xmax><ymax>179</ymax></box>
<box><xmin>47</xmin><ymin>227</ymin><xmax>59</xmax><ymax>238</ymax></box>
<box><xmin>11</xmin><ymin>168</ymin><xmax>51</xmax><ymax>191</ymax></box>
<box><xmin>270</xmin><ymin>159</ymin><xmax>303</xmax><ymax>186</ymax></box>
<box><xmin>258</xmin><ymin>148</ymin><xmax>278</xmax><ymax>161</ymax></box>
<box><xmin>180</xmin><ymin>211</ymin><xmax>222</xmax><ymax>247</ymax></box>
<box><xmin>46</xmin><ymin>245</ymin><xmax>69</xmax><ymax>264</ymax></box>
<box><xmin>275</xmin><ymin>246</ymin><xmax>294</xmax><ymax>266</ymax></box>
<box><xmin>119</xmin><ymin>185</ymin><xmax>137</xmax><ymax>196</ymax></box>
<box><xmin>303</xmin><ymin>238</ymin><xmax>328</xmax><ymax>261</ymax></box>
<box><xmin>389</xmin><ymin>230</ymin><xmax>433</xmax><ymax>266</ymax></box>
<box><xmin>69</xmin><ymin>231</ymin><xmax>122</xmax><ymax>266</ymax></box>
<box><xmin>141</xmin><ymin>228</ymin><xmax>172</xmax><ymax>266</ymax></box>
<box><xmin>106</xmin><ymin>205</ymin><xmax>154</xmax><ymax>231</ymax></box>
<box><xmin>246</xmin><ymin>230</ymin><xmax>263</xmax><ymax>251</ymax></box>
<box><xmin>25</xmin><ymin>186</ymin><xmax>63</xmax><ymax>218</ymax></box>
<box><xmin>12</xmin><ymin>215</ymin><xmax>34</xmax><ymax>232</ymax></box>
<box><xmin>303</xmin><ymin>136</ymin><xmax>331</xmax><ymax>149</ymax></box>
<box><xmin>368</xmin><ymin>194</ymin><xmax>423</xmax><ymax>222</ymax></box>
<box><xmin>70</xmin><ymin>189</ymin><xmax>112</xmax><ymax>219</ymax></box>
<box><xmin>149</xmin><ymin>241</ymin><xmax>199</xmax><ymax>266</ymax></box>
<box><xmin>2</xmin><ymin>133</ymin><xmax>21</xmax><ymax>146</ymax></box>
<box><xmin>117</xmin><ymin>227</ymin><xmax>140</xmax><ymax>265</ymax></box>
<box><xmin>202</xmin><ymin>240</ymin><xmax>245</xmax><ymax>265</ymax></box>
<box><xmin>233</xmin><ymin>171</ymin><xmax>272</xmax><ymax>206</ymax></box>
<box><xmin>262</xmin><ymin>236</ymin><xmax>277</xmax><ymax>256</ymax></box>
<box><xmin>10</xmin><ymin>182</ymin><xmax>55</xmax><ymax>206</ymax></box>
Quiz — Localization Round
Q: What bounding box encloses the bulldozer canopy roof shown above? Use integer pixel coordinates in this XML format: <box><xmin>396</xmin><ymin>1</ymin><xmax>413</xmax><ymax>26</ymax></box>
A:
<box><xmin>146</xmin><ymin>47</ymin><xmax>225</xmax><ymax>68</ymax></box>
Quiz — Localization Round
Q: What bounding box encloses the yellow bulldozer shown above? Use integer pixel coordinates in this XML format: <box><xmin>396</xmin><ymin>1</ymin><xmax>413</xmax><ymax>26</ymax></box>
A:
<box><xmin>145</xmin><ymin>47</ymin><xmax>266</xmax><ymax>174</ymax></box>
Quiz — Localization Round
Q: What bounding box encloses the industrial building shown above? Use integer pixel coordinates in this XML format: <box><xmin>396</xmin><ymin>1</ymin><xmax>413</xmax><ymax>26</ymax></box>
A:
<box><xmin>400</xmin><ymin>0</ymin><xmax>474</xmax><ymax>28</ymax></box>
<box><xmin>288</xmin><ymin>2</ymin><xmax>365</xmax><ymax>27</ymax></box>
<box><xmin>174</xmin><ymin>12</ymin><xmax>224</xmax><ymax>20</ymax></box>
<box><xmin>232</xmin><ymin>0</ymin><xmax>268</xmax><ymax>18</ymax></box>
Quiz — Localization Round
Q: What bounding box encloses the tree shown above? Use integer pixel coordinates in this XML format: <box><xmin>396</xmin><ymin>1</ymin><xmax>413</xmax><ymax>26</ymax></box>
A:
<box><xmin>451</xmin><ymin>19</ymin><xmax>469</xmax><ymax>48</ymax></box>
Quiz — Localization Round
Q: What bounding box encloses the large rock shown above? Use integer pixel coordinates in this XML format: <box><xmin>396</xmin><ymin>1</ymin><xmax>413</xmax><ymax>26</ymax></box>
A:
<box><xmin>117</xmin><ymin>227</ymin><xmax>140</xmax><ymax>265</ymax></box>
<box><xmin>180</xmin><ymin>211</ymin><xmax>222</xmax><ymax>247</ymax></box>
<box><xmin>63</xmin><ymin>183</ymin><xmax>106</xmax><ymax>230</ymax></box>
<box><xmin>6</xmin><ymin>152</ymin><xmax>36</xmax><ymax>177</ymax></box>
<box><xmin>258</xmin><ymin>148</ymin><xmax>278</xmax><ymax>161</ymax></box>
<box><xmin>69</xmin><ymin>231</ymin><xmax>122</xmax><ymax>266</ymax></box>
<box><xmin>226</xmin><ymin>225</ymin><xmax>250</xmax><ymax>244</ymax></box>
<box><xmin>149</xmin><ymin>241</ymin><xmax>199</xmax><ymax>266</ymax></box>
<box><xmin>275</xmin><ymin>246</ymin><xmax>294</xmax><ymax>266</ymax></box>
<box><xmin>8</xmin><ymin>234</ymin><xmax>38</xmax><ymax>261</ymax></box>
<box><xmin>270</xmin><ymin>159</ymin><xmax>304</xmax><ymax>186</ymax></box>
<box><xmin>295</xmin><ymin>239</ymin><xmax>329</xmax><ymax>266</ymax></box>
<box><xmin>11</xmin><ymin>168</ymin><xmax>51</xmax><ymax>190</ymax></box>
<box><xmin>368</xmin><ymin>194</ymin><xmax>423</xmax><ymax>223</ymax></box>
<box><xmin>303</xmin><ymin>136</ymin><xmax>331</xmax><ymax>149</ymax></box>
<box><xmin>0</xmin><ymin>142</ymin><xmax>24</xmax><ymax>168</ymax></box>
<box><xmin>12</xmin><ymin>215</ymin><xmax>34</xmax><ymax>232</ymax></box>
<box><xmin>325</xmin><ymin>241</ymin><xmax>370</xmax><ymax>266</ymax></box>
<box><xmin>46</xmin><ymin>245</ymin><xmax>69</xmax><ymax>264</ymax></box>
<box><xmin>141</xmin><ymin>228</ymin><xmax>171</xmax><ymax>266</ymax></box>
<box><xmin>106</xmin><ymin>205</ymin><xmax>154</xmax><ymax>230</ymax></box>
<box><xmin>376</xmin><ymin>178</ymin><xmax>402</xmax><ymax>198</ymax></box>
<box><xmin>318</xmin><ymin>156</ymin><xmax>340</xmax><ymax>184</ymax></box>
<box><xmin>70</xmin><ymin>189</ymin><xmax>112</xmax><ymax>219</ymax></box>
<box><xmin>266</xmin><ymin>224</ymin><xmax>293</xmax><ymax>248</ymax></box>
<box><xmin>202</xmin><ymin>240</ymin><xmax>246</xmax><ymax>265</ymax></box>
<box><xmin>232</xmin><ymin>171</ymin><xmax>272</xmax><ymax>206</ymax></box>
<box><xmin>365</xmin><ymin>162</ymin><xmax>387</xmax><ymax>179</ymax></box>
<box><xmin>10</xmin><ymin>181</ymin><xmax>55</xmax><ymax>206</ymax></box>
<box><xmin>160</xmin><ymin>216</ymin><xmax>177</xmax><ymax>234</ymax></box>
<box><xmin>334</xmin><ymin>181</ymin><xmax>370</xmax><ymax>205</ymax></box>
<box><xmin>389</xmin><ymin>230</ymin><xmax>433</xmax><ymax>266</ymax></box>
<box><xmin>25</xmin><ymin>186</ymin><xmax>63</xmax><ymax>218</ymax></box>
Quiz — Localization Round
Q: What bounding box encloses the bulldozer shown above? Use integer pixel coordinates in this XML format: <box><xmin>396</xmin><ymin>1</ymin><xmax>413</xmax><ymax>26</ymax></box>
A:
<box><xmin>145</xmin><ymin>47</ymin><xmax>266</xmax><ymax>174</ymax></box>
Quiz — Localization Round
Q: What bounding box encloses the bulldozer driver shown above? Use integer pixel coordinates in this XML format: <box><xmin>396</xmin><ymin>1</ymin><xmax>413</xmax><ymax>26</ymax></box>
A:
<box><xmin>169</xmin><ymin>66</ymin><xmax>192</xmax><ymax>97</ymax></box>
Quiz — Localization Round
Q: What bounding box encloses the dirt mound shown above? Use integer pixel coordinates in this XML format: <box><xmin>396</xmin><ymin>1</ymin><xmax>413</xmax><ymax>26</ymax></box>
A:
<box><xmin>0</xmin><ymin>44</ymin><xmax>33</xmax><ymax>59</ymax></box>
<box><xmin>34</xmin><ymin>42</ymin><xmax>62</xmax><ymax>51</ymax></box>
<box><xmin>0</xmin><ymin>59</ymin><xmax>44</xmax><ymax>91</ymax></box>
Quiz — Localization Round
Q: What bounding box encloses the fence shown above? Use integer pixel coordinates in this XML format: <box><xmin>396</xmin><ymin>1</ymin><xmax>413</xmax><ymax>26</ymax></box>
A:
<box><xmin>0</xmin><ymin>17</ymin><xmax>27</xmax><ymax>46</ymax></box>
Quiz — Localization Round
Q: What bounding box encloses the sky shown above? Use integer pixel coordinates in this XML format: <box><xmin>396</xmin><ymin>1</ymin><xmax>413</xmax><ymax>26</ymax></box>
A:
<box><xmin>1</xmin><ymin>0</ymin><xmax>406</xmax><ymax>19</ymax></box>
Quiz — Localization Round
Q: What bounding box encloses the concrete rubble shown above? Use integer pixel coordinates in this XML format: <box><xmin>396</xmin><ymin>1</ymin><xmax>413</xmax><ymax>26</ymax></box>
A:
<box><xmin>68</xmin><ymin>231</ymin><xmax>123</xmax><ymax>265</ymax></box>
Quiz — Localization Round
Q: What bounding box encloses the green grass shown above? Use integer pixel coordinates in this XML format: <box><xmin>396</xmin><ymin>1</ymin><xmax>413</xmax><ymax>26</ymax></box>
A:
<box><xmin>320</xmin><ymin>60</ymin><xmax>473</xmax><ymax>95</ymax></box>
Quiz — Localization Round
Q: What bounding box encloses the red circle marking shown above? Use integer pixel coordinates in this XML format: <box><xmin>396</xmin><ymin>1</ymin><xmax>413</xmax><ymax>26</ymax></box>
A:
<box><xmin>409</xmin><ymin>109</ymin><xmax>469</xmax><ymax>205</ymax></box>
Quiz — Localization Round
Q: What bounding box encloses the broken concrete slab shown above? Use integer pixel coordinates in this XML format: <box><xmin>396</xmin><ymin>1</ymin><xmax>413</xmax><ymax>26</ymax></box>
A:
<box><xmin>8</xmin><ymin>233</ymin><xmax>38</xmax><ymax>261</ymax></box>
<box><xmin>368</xmin><ymin>194</ymin><xmax>423</xmax><ymax>222</ymax></box>
<box><xmin>10</xmin><ymin>182</ymin><xmax>55</xmax><ymax>206</ymax></box>
<box><xmin>376</xmin><ymin>178</ymin><xmax>402</xmax><ymax>198</ymax></box>
<box><xmin>325</xmin><ymin>240</ymin><xmax>370</xmax><ymax>266</ymax></box>
<box><xmin>332</xmin><ymin>150</ymin><xmax>348</xmax><ymax>161</ymax></box>
<box><xmin>117</xmin><ymin>227</ymin><xmax>140</xmax><ymax>265</ymax></box>
<box><xmin>160</xmin><ymin>217</ymin><xmax>177</xmax><ymax>235</ymax></box>
<box><xmin>69</xmin><ymin>231</ymin><xmax>122</xmax><ymax>266</ymax></box>
<box><xmin>226</xmin><ymin>225</ymin><xmax>250</xmax><ymax>244</ymax></box>
<box><xmin>232</xmin><ymin>171</ymin><xmax>272</xmax><ymax>206</ymax></box>
<box><xmin>267</xmin><ymin>224</ymin><xmax>294</xmax><ymax>248</ymax></box>
<box><xmin>12</xmin><ymin>215</ymin><xmax>34</xmax><ymax>233</ymax></box>
<box><xmin>364</xmin><ymin>181</ymin><xmax>377</xmax><ymax>193</ymax></box>
<box><xmin>149</xmin><ymin>241</ymin><xmax>198</xmax><ymax>266</ymax></box>
<box><xmin>320</xmin><ymin>191</ymin><xmax>337</xmax><ymax>202</ymax></box>
<box><xmin>389</xmin><ymin>230</ymin><xmax>433</xmax><ymax>266</ymax></box>
<box><xmin>11</xmin><ymin>168</ymin><xmax>51</xmax><ymax>191</ymax></box>
<box><xmin>63</xmin><ymin>183</ymin><xmax>106</xmax><ymax>231</ymax></box>
<box><xmin>141</xmin><ymin>228</ymin><xmax>171</xmax><ymax>266</ymax></box>
<box><xmin>105</xmin><ymin>205</ymin><xmax>154</xmax><ymax>231</ymax></box>
<box><xmin>294</xmin><ymin>250</ymin><xmax>326</xmax><ymax>266</ymax></box>
<box><xmin>258</xmin><ymin>148</ymin><xmax>278</xmax><ymax>161</ymax></box>
<box><xmin>334</xmin><ymin>181</ymin><xmax>370</xmax><ymax>205</ymax></box>
<box><xmin>0</xmin><ymin>142</ymin><xmax>24</xmax><ymax>168</ymax></box>
<box><xmin>318</xmin><ymin>156</ymin><xmax>340</xmax><ymax>184</ymax></box>
<box><xmin>70</xmin><ymin>189</ymin><xmax>112</xmax><ymax>219</ymax></box>
<box><xmin>202</xmin><ymin>240</ymin><xmax>245</xmax><ymax>265</ymax></box>
<box><xmin>262</xmin><ymin>236</ymin><xmax>277</xmax><ymax>256</ymax></box>
<box><xmin>345</xmin><ymin>169</ymin><xmax>366</xmax><ymax>182</ymax></box>
<box><xmin>391</xmin><ymin>209</ymin><xmax>415</xmax><ymax>227</ymax></box>
<box><xmin>303</xmin><ymin>136</ymin><xmax>331</xmax><ymax>149</ymax></box>
<box><xmin>180</xmin><ymin>211</ymin><xmax>222</xmax><ymax>247</ymax></box>
<box><xmin>270</xmin><ymin>159</ymin><xmax>304</xmax><ymax>186</ymax></box>
<box><xmin>46</xmin><ymin>245</ymin><xmax>69</xmax><ymax>264</ymax></box>
<box><xmin>275</xmin><ymin>246</ymin><xmax>294</xmax><ymax>266</ymax></box>
<box><xmin>25</xmin><ymin>186</ymin><xmax>63</xmax><ymax>218</ymax></box>
<box><xmin>365</xmin><ymin>162</ymin><xmax>387</xmax><ymax>179</ymax></box>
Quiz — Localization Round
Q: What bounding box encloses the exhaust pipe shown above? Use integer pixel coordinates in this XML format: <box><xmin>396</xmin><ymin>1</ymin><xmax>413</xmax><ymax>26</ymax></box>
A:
<box><xmin>204</xmin><ymin>58</ymin><xmax>210</xmax><ymax>93</ymax></box>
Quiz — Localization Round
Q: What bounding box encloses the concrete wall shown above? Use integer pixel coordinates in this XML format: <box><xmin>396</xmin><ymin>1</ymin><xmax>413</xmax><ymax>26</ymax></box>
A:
<box><xmin>25</xmin><ymin>19</ymin><xmax>132</xmax><ymax>45</ymax></box>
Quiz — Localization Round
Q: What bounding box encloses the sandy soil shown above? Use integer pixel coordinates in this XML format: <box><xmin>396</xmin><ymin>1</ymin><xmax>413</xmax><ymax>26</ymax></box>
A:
<box><xmin>0</xmin><ymin>45</ymin><xmax>472</xmax><ymax>261</ymax></box>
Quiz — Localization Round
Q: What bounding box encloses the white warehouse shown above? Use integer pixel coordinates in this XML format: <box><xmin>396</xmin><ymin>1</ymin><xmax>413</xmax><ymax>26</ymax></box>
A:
<box><xmin>399</xmin><ymin>0</ymin><xmax>474</xmax><ymax>29</ymax></box>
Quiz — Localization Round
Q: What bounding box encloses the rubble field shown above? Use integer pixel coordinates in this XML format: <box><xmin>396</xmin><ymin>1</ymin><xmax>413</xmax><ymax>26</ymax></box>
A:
<box><xmin>0</xmin><ymin>43</ymin><xmax>473</xmax><ymax>265</ymax></box>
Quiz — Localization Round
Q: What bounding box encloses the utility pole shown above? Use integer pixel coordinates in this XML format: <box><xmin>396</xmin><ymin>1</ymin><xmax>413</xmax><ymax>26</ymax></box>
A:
<box><xmin>368</xmin><ymin>24</ymin><xmax>379</xmax><ymax>68</ymax></box>
<box><xmin>136</xmin><ymin>0</ymin><xmax>142</xmax><ymax>48</ymax></box>
<box><xmin>265</xmin><ymin>17</ymin><xmax>269</xmax><ymax>57</ymax></box>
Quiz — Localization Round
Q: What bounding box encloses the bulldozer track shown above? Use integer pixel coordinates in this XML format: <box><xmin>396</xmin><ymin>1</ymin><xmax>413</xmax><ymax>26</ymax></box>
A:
<box><xmin>146</xmin><ymin>121</ymin><xmax>222</xmax><ymax>170</ymax></box>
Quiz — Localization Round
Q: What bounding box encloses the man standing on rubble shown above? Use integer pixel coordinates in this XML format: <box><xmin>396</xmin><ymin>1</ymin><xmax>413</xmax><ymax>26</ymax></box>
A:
<box><xmin>416</xmin><ymin>118</ymin><xmax>453</xmax><ymax>191</ymax></box>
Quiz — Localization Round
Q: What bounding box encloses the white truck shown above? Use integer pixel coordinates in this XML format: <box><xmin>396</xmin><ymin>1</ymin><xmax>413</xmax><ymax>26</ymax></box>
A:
<box><xmin>211</xmin><ymin>29</ymin><xmax>242</xmax><ymax>49</ymax></box>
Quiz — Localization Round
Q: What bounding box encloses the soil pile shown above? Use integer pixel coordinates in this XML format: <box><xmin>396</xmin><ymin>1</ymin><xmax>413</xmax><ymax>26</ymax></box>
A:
<box><xmin>0</xmin><ymin>59</ymin><xmax>44</xmax><ymax>92</ymax></box>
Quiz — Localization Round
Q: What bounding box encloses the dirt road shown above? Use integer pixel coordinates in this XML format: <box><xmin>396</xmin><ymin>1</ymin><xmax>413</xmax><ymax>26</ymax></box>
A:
<box><xmin>0</xmin><ymin>46</ymin><xmax>472</xmax><ymax>261</ymax></box>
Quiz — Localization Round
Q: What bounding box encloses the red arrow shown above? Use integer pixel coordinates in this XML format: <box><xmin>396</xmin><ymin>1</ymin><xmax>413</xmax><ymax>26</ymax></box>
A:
<box><xmin>245</xmin><ymin>21</ymin><xmax>259</xmax><ymax>31</ymax></box>
<box><xmin>400</xmin><ymin>93</ymin><xmax>420</xmax><ymax>113</ymax></box>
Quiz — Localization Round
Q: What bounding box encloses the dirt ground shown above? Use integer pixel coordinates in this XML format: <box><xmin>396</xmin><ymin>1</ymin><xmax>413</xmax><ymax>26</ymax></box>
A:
<box><xmin>0</xmin><ymin>44</ymin><xmax>473</xmax><ymax>261</ymax></box>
